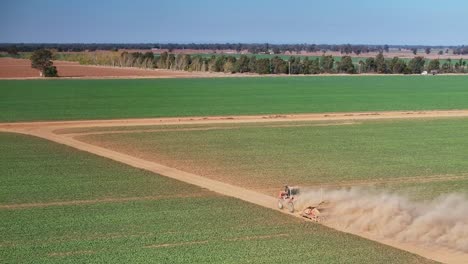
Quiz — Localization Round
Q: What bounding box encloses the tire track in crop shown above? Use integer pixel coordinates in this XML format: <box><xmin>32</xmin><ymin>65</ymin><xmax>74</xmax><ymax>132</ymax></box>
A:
<box><xmin>0</xmin><ymin>193</ymin><xmax>216</xmax><ymax>210</ymax></box>
<box><xmin>57</xmin><ymin>121</ymin><xmax>358</xmax><ymax>137</ymax></box>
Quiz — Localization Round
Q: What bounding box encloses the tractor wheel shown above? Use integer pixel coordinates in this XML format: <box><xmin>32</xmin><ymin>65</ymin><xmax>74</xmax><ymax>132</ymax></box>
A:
<box><xmin>287</xmin><ymin>202</ymin><xmax>294</xmax><ymax>213</ymax></box>
<box><xmin>278</xmin><ymin>199</ymin><xmax>284</xmax><ymax>209</ymax></box>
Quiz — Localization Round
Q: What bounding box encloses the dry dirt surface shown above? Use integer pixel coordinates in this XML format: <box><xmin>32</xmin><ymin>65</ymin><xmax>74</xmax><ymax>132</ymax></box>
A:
<box><xmin>2</xmin><ymin>110</ymin><xmax>468</xmax><ymax>264</ymax></box>
<box><xmin>0</xmin><ymin>57</ymin><xmax>235</xmax><ymax>79</ymax></box>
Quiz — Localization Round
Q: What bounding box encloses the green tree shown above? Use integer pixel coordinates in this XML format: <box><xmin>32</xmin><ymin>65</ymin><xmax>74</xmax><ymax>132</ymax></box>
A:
<box><xmin>358</xmin><ymin>60</ymin><xmax>365</xmax><ymax>73</ymax></box>
<box><xmin>375</xmin><ymin>53</ymin><xmax>387</xmax><ymax>73</ymax></box>
<box><xmin>320</xmin><ymin>55</ymin><xmax>334</xmax><ymax>73</ymax></box>
<box><xmin>289</xmin><ymin>57</ymin><xmax>302</xmax><ymax>74</ymax></box>
<box><xmin>248</xmin><ymin>57</ymin><xmax>257</xmax><ymax>73</ymax></box>
<box><xmin>30</xmin><ymin>49</ymin><xmax>58</xmax><ymax>77</ymax></box>
<box><xmin>389</xmin><ymin>57</ymin><xmax>408</xmax><ymax>74</ymax></box>
<box><xmin>441</xmin><ymin>62</ymin><xmax>451</xmax><ymax>73</ymax></box>
<box><xmin>364</xmin><ymin>58</ymin><xmax>377</xmax><ymax>73</ymax></box>
<box><xmin>408</xmin><ymin>57</ymin><xmax>426</xmax><ymax>74</ymax></box>
<box><xmin>270</xmin><ymin>56</ymin><xmax>288</xmax><ymax>74</ymax></box>
<box><xmin>427</xmin><ymin>59</ymin><xmax>440</xmax><ymax>72</ymax></box>
<box><xmin>337</xmin><ymin>56</ymin><xmax>355</xmax><ymax>74</ymax></box>
<box><xmin>309</xmin><ymin>58</ymin><xmax>321</xmax><ymax>74</ymax></box>
<box><xmin>255</xmin><ymin>58</ymin><xmax>271</xmax><ymax>74</ymax></box>
<box><xmin>235</xmin><ymin>55</ymin><xmax>250</xmax><ymax>73</ymax></box>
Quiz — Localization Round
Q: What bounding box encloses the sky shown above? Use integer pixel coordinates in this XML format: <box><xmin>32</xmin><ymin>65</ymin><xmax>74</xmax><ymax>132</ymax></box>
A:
<box><xmin>2</xmin><ymin>0</ymin><xmax>468</xmax><ymax>45</ymax></box>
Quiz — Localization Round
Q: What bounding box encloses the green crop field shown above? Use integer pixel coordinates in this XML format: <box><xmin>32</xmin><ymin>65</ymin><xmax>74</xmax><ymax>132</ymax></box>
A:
<box><xmin>2</xmin><ymin>76</ymin><xmax>468</xmax><ymax>122</ymax></box>
<box><xmin>77</xmin><ymin>118</ymin><xmax>468</xmax><ymax>199</ymax></box>
<box><xmin>0</xmin><ymin>132</ymin><xmax>434</xmax><ymax>263</ymax></box>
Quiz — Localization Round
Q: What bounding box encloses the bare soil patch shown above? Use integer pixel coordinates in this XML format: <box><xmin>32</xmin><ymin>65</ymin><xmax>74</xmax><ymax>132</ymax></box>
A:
<box><xmin>0</xmin><ymin>58</ymin><xmax>237</xmax><ymax>79</ymax></box>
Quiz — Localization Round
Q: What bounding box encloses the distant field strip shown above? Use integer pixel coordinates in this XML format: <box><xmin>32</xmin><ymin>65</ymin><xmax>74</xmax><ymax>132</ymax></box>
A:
<box><xmin>3</xmin><ymin>76</ymin><xmax>468</xmax><ymax>122</ymax></box>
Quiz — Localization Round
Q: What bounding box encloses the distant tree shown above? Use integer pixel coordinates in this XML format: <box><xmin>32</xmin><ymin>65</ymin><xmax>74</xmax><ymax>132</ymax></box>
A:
<box><xmin>364</xmin><ymin>57</ymin><xmax>377</xmax><ymax>73</ymax></box>
<box><xmin>289</xmin><ymin>57</ymin><xmax>302</xmax><ymax>74</ymax></box>
<box><xmin>175</xmin><ymin>54</ymin><xmax>191</xmax><ymax>71</ymax></box>
<box><xmin>7</xmin><ymin>45</ymin><xmax>18</xmax><ymax>55</ymax></box>
<box><xmin>389</xmin><ymin>57</ymin><xmax>408</xmax><ymax>74</ymax></box>
<box><xmin>143</xmin><ymin>51</ymin><xmax>154</xmax><ymax>60</ymax></box>
<box><xmin>337</xmin><ymin>56</ymin><xmax>355</xmax><ymax>74</ymax></box>
<box><xmin>320</xmin><ymin>55</ymin><xmax>334</xmax><ymax>73</ymax></box>
<box><xmin>438</xmin><ymin>50</ymin><xmax>444</xmax><ymax>55</ymax></box>
<box><xmin>30</xmin><ymin>49</ymin><xmax>58</xmax><ymax>77</ymax></box>
<box><xmin>341</xmin><ymin>44</ymin><xmax>353</xmax><ymax>54</ymax></box>
<box><xmin>412</xmin><ymin>48</ymin><xmax>418</xmax><ymax>55</ymax></box>
<box><xmin>358</xmin><ymin>60</ymin><xmax>365</xmax><ymax>73</ymax></box>
<box><xmin>306</xmin><ymin>44</ymin><xmax>317</xmax><ymax>53</ymax></box>
<box><xmin>158</xmin><ymin>52</ymin><xmax>168</xmax><ymax>68</ymax></box>
<box><xmin>235</xmin><ymin>55</ymin><xmax>251</xmax><ymax>73</ymax></box>
<box><xmin>255</xmin><ymin>58</ymin><xmax>271</xmax><ymax>74</ymax></box>
<box><xmin>408</xmin><ymin>56</ymin><xmax>426</xmax><ymax>74</ymax></box>
<box><xmin>441</xmin><ymin>62</ymin><xmax>451</xmax><ymax>73</ymax></box>
<box><xmin>210</xmin><ymin>55</ymin><xmax>226</xmax><ymax>72</ymax></box>
<box><xmin>375</xmin><ymin>53</ymin><xmax>387</xmax><ymax>73</ymax></box>
<box><xmin>223</xmin><ymin>60</ymin><xmax>235</xmax><ymax>73</ymax></box>
<box><xmin>425</xmin><ymin>47</ymin><xmax>431</xmax><ymax>54</ymax></box>
<box><xmin>248</xmin><ymin>57</ymin><xmax>257</xmax><ymax>73</ymax></box>
<box><xmin>383</xmin><ymin>44</ymin><xmax>390</xmax><ymax>53</ymax></box>
<box><xmin>43</xmin><ymin>65</ymin><xmax>58</xmax><ymax>77</ymax></box>
<box><xmin>427</xmin><ymin>59</ymin><xmax>440</xmax><ymax>72</ymax></box>
<box><xmin>447</xmin><ymin>58</ymin><xmax>452</xmax><ymax>72</ymax></box>
<box><xmin>167</xmin><ymin>54</ymin><xmax>176</xmax><ymax>69</ymax></box>
<box><xmin>311</xmin><ymin>58</ymin><xmax>321</xmax><ymax>74</ymax></box>
<box><xmin>270</xmin><ymin>56</ymin><xmax>288</xmax><ymax>74</ymax></box>
<box><xmin>235</xmin><ymin>43</ymin><xmax>242</xmax><ymax>53</ymax></box>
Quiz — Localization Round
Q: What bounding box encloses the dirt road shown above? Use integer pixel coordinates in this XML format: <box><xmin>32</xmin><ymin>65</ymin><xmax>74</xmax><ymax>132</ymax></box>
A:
<box><xmin>2</xmin><ymin>110</ymin><xmax>468</xmax><ymax>263</ymax></box>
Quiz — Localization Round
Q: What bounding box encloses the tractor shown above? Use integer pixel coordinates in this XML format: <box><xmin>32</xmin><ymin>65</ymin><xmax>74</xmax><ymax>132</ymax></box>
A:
<box><xmin>277</xmin><ymin>185</ymin><xmax>300</xmax><ymax>213</ymax></box>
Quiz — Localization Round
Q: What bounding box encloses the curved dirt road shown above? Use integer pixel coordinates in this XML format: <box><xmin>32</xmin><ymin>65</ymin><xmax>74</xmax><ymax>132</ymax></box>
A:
<box><xmin>2</xmin><ymin>110</ymin><xmax>468</xmax><ymax>263</ymax></box>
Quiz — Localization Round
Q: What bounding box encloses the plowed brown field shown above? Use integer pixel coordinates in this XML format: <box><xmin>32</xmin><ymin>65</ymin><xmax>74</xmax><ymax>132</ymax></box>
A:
<box><xmin>0</xmin><ymin>58</ymin><xmax>230</xmax><ymax>79</ymax></box>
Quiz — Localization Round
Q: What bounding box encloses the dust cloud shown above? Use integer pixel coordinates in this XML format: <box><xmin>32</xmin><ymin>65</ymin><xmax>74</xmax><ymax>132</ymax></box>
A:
<box><xmin>296</xmin><ymin>188</ymin><xmax>468</xmax><ymax>252</ymax></box>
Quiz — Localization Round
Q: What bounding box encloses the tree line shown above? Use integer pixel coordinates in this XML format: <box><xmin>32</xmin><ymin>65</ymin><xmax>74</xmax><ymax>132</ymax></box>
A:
<box><xmin>2</xmin><ymin>43</ymin><xmax>467</xmax><ymax>55</ymax></box>
<box><xmin>67</xmin><ymin>51</ymin><xmax>466</xmax><ymax>75</ymax></box>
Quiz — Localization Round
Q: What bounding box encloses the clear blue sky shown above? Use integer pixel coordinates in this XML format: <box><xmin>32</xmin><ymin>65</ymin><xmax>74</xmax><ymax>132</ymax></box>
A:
<box><xmin>2</xmin><ymin>0</ymin><xmax>467</xmax><ymax>45</ymax></box>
